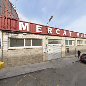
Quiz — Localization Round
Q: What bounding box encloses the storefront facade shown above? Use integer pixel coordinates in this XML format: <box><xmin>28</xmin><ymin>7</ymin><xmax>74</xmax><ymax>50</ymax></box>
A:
<box><xmin>0</xmin><ymin>17</ymin><xmax>86</xmax><ymax>67</ymax></box>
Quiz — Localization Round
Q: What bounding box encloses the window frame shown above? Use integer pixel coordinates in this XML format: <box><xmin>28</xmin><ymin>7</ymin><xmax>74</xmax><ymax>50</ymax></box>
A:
<box><xmin>32</xmin><ymin>39</ymin><xmax>42</xmax><ymax>46</ymax></box>
<box><xmin>48</xmin><ymin>39</ymin><xmax>62</xmax><ymax>45</ymax></box>
<box><xmin>84</xmin><ymin>41</ymin><xmax>86</xmax><ymax>44</ymax></box>
<box><xmin>65</xmin><ymin>40</ymin><xmax>75</xmax><ymax>46</ymax></box>
<box><xmin>8</xmin><ymin>38</ymin><xmax>42</xmax><ymax>49</ymax></box>
<box><xmin>10</xmin><ymin>38</ymin><xmax>24</xmax><ymax>47</ymax></box>
<box><xmin>77</xmin><ymin>40</ymin><xmax>83</xmax><ymax>45</ymax></box>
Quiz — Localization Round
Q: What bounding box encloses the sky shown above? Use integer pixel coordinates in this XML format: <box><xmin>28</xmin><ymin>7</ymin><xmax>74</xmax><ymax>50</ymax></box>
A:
<box><xmin>9</xmin><ymin>0</ymin><xmax>86</xmax><ymax>33</ymax></box>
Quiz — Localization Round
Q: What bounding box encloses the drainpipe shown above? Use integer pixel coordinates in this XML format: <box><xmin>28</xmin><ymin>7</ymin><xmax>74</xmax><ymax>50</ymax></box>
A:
<box><xmin>1</xmin><ymin>31</ymin><xmax>3</xmax><ymax>61</ymax></box>
<box><xmin>75</xmin><ymin>37</ymin><xmax>76</xmax><ymax>57</ymax></box>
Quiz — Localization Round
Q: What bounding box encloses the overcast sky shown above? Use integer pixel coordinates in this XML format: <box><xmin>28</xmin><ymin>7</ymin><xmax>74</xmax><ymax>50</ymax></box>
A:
<box><xmin>10</xmin><ymin>0</ymin><xmax>86</xmax><ymax>33</ymax></box>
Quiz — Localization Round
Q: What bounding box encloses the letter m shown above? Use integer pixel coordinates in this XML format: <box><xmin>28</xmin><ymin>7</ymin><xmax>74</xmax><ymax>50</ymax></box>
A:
<box><xmin>19</xmin><ymin>22</ymin><xmax>29</xmax><ymax>31</ymax></box>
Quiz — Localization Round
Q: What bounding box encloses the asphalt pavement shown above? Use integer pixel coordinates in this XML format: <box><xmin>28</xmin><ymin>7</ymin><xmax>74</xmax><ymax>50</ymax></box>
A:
<box><xmin>0</xmin><ymin>57</ymin><xmax>86</xmax><ymax>86</ymax></box>
<box><xmin>0</xmin><ymin>57</ymin><xmax>78</xmax><ymax>79</ymax></box>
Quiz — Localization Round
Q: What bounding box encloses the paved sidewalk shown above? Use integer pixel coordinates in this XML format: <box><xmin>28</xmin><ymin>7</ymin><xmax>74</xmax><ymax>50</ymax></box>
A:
<box><xmin>0</xmin><ymin>57</ymin><xmax>78</xmax><ymax>79</ymax></box>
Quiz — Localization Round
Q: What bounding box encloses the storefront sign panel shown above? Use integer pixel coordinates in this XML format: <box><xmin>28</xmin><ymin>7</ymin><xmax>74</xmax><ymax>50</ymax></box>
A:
<box><xmin>0</xmin><ymin>17</ymin><xmax>86</xmax><ymax>38</ymax></box>
<box><xmin>18</xmin><ymin>21</ymin><xmax>86</xmax><ymax>38</ymax></box>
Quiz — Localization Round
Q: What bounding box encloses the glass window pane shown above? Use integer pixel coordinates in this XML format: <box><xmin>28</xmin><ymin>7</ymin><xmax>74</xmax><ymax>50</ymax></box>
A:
<box><xmin>65</xmin><ymin>40</ymin><xmax>68</xmax><ymax>45</ymax></box>
<box><xmin>80</xmin><ymin>41</ymin><xmax>83</xmax><ymax>44</ymax></box>
<box><xmin>25</xmin><ymin>39</ymin><xmax>31</xmax><ymax>46</ymax></box>
<box><xmin>77</xmin><ymin>40</ymin><xmax>79</xmax><ymax>44</ymax></box>
<box><xmin>32</xmin><ymin>39</ymin><xmax>42</xmax><ymax>46</ymax></box>
<box><xmin>10</xmin><ymin>38</ymin><xmax>24</xmax><ymax>47</ymax></box>
<box><xmin>77</xmin><ymin>40</ymin><xmax>83</xmax><ymax>45</ymax></box>
<box><xmin>48</xmin><ymin>39</ymin><xmax>61</xmax><ymax>44</ymax></box>
<box><xmin>69</xmin><ymin>40</ymin><xmax>72</xmax><ymax>45</ymax></box>
<box><xmin>85</xmin><ymin>41</ymin><xmax>86</xmax><ymax>44</ymax></box>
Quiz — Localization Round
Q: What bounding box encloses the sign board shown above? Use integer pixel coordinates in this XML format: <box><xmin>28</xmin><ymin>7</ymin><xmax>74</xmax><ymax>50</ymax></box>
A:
<box><xmin>0</xmin><ymin>17</ymin><xmax>86</xmax><ymax>38</ymax></box>
<box><xmin>19</xmin><ymin>22</ymin><xmax>86</xmax><ymax>38</ymax></box>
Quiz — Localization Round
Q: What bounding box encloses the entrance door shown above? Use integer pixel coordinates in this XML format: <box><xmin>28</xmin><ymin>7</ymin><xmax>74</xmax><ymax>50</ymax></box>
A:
<box><xmin>48</xmin><ymin>44</ymin><xmax>61</xmax><ymax>60</ymax></box>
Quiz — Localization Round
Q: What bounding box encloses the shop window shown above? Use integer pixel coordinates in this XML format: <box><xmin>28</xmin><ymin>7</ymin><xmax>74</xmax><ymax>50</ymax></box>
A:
<box><xmin>65</xmin><ymin>40</ymin><xmax>74</xmax><ymax>46</ymax></box>
<box><xmin>25</xmin><ymin>39</ymin><xmax>31</xmax><ymax>46</ymax></box>
<box><xmin>85</xmin><ymin>41</ymin><xmax>86</xmax><ymax>44</ymax></box>
<box><xmin>77</xmin><ymin>40</ymin><xmax>83</xmax><ymax>45</ymax></box>
<box><xmin>9</xmin><ymin>38</ymin><xmax>42</xmax><ymax>48</ymax></box>
<box><xmin>48</xmin><ymin>39</ymin><xmax>61</xmax><ymax>44</ymax></box>
<box><xmin>65</xmin><ymin>40</ymin><xmax>68</xmax><ymax>45</ymax></box>
<box><xmin>10</xmin><ymin>38</ymin><xmax>24</xmax><ymax>47</ymax></box>
<box><xmin>69</xmin><ymin>40</ymin><xmax>72</xmax><ymax>45</ymax></box>
<box><xmin>32</xmin><ymin>39</ymin><xmax>42</xmax><ymax>46</ymax></box>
